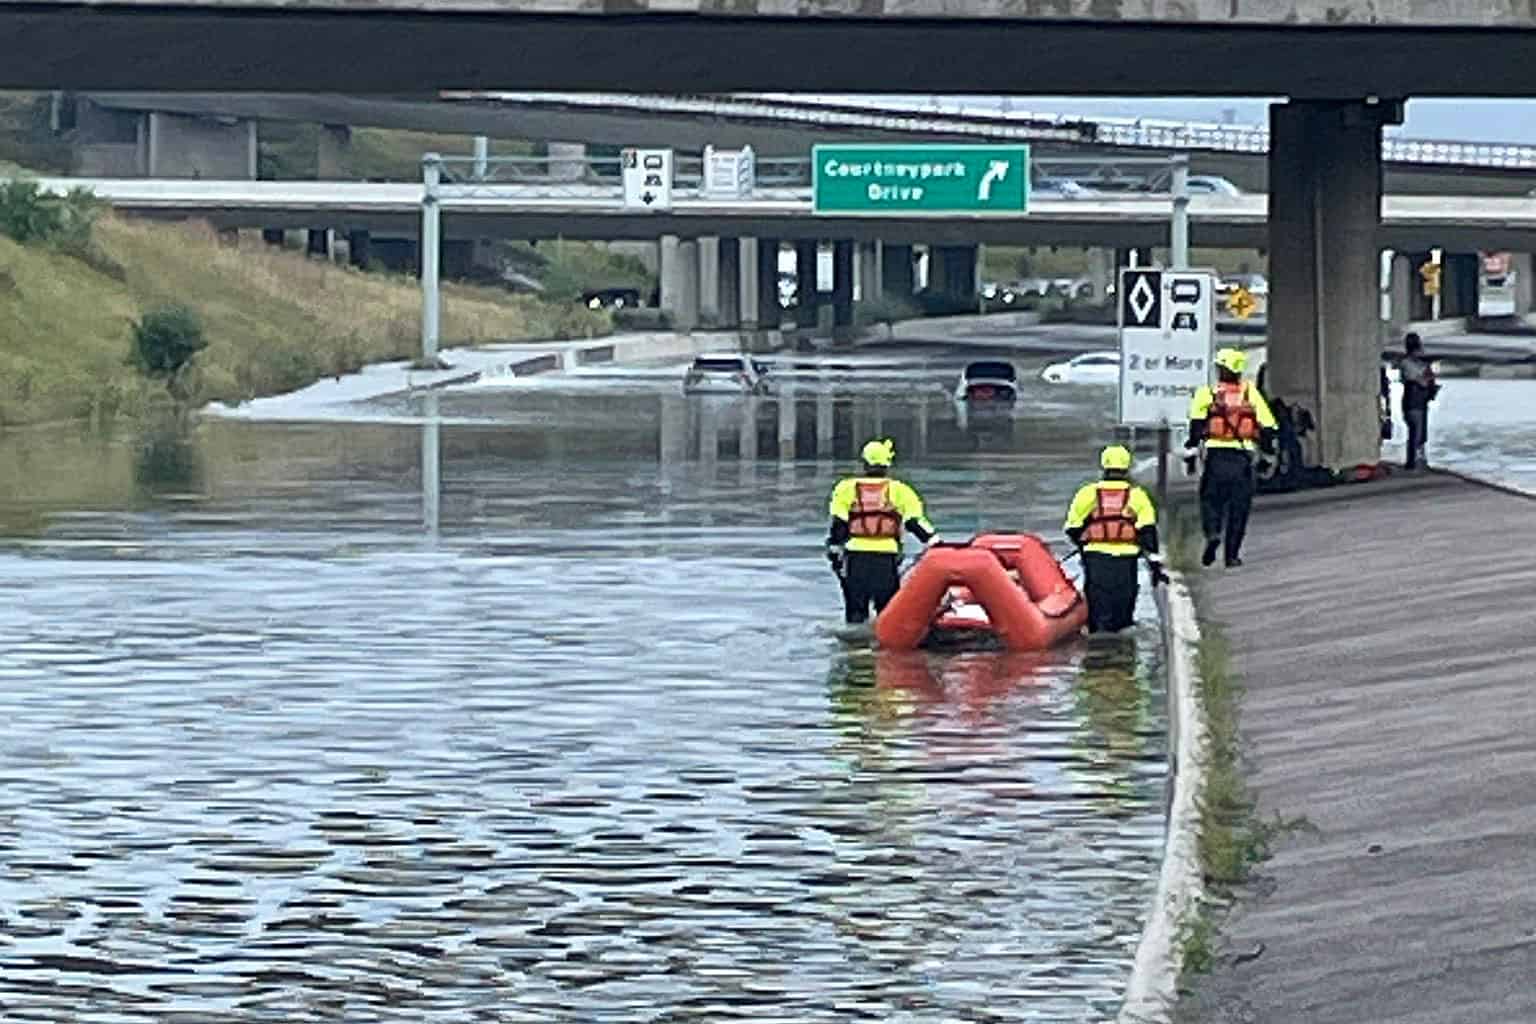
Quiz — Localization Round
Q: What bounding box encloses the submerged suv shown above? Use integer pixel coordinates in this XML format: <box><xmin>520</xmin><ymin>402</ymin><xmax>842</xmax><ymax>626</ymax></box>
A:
<box><xmin>954</xmin><ymin>360</ymin><xmax>1019</xmax><ymax>403</ymax></box>
<box><xmin>682</xmin><ymin>353</ymin><xmax>770</xmax><ymax>395</ymax></box>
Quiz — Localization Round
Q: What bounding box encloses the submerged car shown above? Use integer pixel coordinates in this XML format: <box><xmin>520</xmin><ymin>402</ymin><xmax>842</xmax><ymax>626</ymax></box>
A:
<box><xmin>954</xmin><ymin>360</ymin><xmax>1019</xmax><ymax>403</ymax></box>
<box><xmin>1040</xmin><ymin>351</ymin><xmax>1121</xmax><ymax>385</ymax></box>
<box><xmin>682</xmin><ymin>353</ymin><xmax>770</xmax><ymax>395</ymax></box>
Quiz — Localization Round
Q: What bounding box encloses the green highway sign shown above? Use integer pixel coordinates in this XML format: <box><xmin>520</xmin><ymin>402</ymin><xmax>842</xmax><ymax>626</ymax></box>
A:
<box><xmin>812</xmin><ymin>144</ymin><xmax>1031</xmax><ymax>217</ymax></box>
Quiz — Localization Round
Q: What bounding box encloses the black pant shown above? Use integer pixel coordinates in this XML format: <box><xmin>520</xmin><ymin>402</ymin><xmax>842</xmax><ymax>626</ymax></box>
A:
<box><xmin>1404</xmin><ymin>406</ymin><xmax>1428</xmax><ymax>468</ymax></box>
<box><xmin>841</xmin><ymin>551</ymin><xmax>901</xmax><ymax>624</ymax></box>
<box><xmin>1083</xmin><ymin>552</ymin><xmax>1139</xmax><ymax>634</ymax></box>
<box><xmin>1200</xmin><ymin>447</ymin><xmax>1256</xmax><ymax>562</ymax></box>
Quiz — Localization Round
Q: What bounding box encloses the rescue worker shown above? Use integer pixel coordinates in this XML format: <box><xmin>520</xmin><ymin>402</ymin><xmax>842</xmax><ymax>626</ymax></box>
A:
<box><xmin>1064</xmin><ymin>444</ymin><xmax>1168</xmax><ymax>634</ymax></box>
<box><xmin>826</xmin><ymin>438</ymin><xmax>939</xmax><ymax>624</ymax></box>
<box><xmin>1400</xmin><ymin>332</ymin><xmax>1440</xmax><ymax>470</ymax></box>
<box><xmin>1184</xmin><ymin>347</ymin><xmax>1278</xmax><ymax>568</ymax></box>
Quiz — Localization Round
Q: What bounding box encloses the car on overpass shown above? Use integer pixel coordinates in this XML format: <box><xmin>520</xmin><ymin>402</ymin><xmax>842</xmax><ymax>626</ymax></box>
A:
<box><xmin>1185</xmin><ymin>175</ymin><xmax>1243</xmax><ymax>196</ymax></box>
<box><xmin>1032</xmin><ymin>177</ymin><xmax>1098</xmax><ymax>199</ymax></box>
<box><xmin>1040</xmin><ymin>350</ymin><xmax>1120</xmax><ymax>385</ymax></box>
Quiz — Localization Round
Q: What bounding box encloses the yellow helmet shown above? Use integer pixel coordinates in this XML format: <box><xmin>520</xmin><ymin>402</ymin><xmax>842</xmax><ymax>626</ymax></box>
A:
<box><xmin>861</xmin><ymin>437</ymin><xmax>895</xmax><ymax>467</ymax></box>
<box><xmin>1215</xmin><ymin>347</ymin><xmax>1248</xmax><ymax>374</ymax></box>
<box><xmin>1100</xmin><ymin>444</ymin><xmax>1133</xmax><ymax>471</ymax></box>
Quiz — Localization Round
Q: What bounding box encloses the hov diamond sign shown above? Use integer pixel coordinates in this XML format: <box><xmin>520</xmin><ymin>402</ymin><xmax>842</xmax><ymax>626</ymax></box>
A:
<box><xmin>812</xmin><ymin>144</ymin><xmax>1030</xmax><ymax>216</ymax></box>
<box><xmin>622</xmin><ymin>148</ymin><xmax>672</xmax><ymax>211</ymax></box>
<box><xmin>1118</xmin><ymin>267</ymin><xmax>1217</xmax><ymax>427</ymax></box>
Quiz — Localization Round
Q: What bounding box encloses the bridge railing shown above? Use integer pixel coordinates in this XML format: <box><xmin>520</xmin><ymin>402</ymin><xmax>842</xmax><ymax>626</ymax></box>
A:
<box><xmin>432</xmin><ymin>153</ymin><xmax>815</xmax><ymax>195</ymax></box>
<box><xmin>427</xmin><ymin>153</ymin><xmax>1175</xmax><ymax>197</ymax></box>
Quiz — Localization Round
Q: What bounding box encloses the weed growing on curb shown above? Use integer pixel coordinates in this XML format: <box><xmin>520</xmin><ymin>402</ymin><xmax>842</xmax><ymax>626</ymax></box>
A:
<box><xmin>1162</xmin><ymin>500</ymin><xmax>1315</xmax><ymax>985</ymax></box>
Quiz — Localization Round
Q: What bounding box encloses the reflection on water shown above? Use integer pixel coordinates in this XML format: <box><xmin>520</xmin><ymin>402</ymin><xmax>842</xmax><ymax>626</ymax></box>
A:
<box><xmin>0</xmin><ymin>360</ymin><xmax>1167</xmax><ymax>1022</ymax></box>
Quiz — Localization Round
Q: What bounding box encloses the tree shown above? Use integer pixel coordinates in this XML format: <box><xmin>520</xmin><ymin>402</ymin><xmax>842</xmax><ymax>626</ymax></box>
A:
<box><xmin>130</xmin><ymin>305</ymin><xmax>208</xmax><ymax>402</ymax></box>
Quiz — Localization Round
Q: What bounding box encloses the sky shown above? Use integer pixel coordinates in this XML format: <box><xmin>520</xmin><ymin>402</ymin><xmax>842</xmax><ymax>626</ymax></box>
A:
<box><xmin>808</xmin><ymin>96</ymin><xmax>1536</xmax><ymax>145</ymax></box>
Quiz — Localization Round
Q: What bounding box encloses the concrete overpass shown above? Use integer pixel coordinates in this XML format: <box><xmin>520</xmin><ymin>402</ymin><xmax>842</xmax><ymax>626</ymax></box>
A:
<box><xmin>67</xmin><ymin>91</ymin><xmax>1536</xmax><ymax>198</ymax></box>
<box><xmin>42</xmin><ymin>177</ymin><xmax>1536</xmax><ymax>255</ymax></box>
<box><xmin>2</xmin><ymin>2</ymin><xmax>1536</xmax><ymax>95</ymax></box>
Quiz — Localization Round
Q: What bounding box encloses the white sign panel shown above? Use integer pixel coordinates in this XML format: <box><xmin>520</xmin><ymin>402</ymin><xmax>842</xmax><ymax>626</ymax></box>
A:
<box><xmin>702</xmin><ymin>144</ymin><xmax>755</xmax><ymax>200</ymax></box>
<box><xmin>1118</xmin><ymin>267</ymin><xmax>1216</xmax><ymax>427</ymax></box>
<box><xmin>622</xmin><ymin>148</ymin><xmax>673</xmax><ymax>211</ymax></box>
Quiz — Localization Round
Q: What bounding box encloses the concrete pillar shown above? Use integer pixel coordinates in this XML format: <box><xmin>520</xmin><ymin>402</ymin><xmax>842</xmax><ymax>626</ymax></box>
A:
<box><xmin>663</xmin><ymin>238</ymin><xmax>700</xmax><ymax>332</ymax></box>
<box><xmin>547</xmin><ymin>142</ymin><xmax>587</xmax><ymax>182</ymax></box>
<box><xmin>857</xmin><ymin>241</ymin><xmax>882</xmax><ymax>303</ymax></box>
<box><xmin>882</xmin><ymin>243</ymin><xmax>915</xmax><ymax>299</ymax></box>
<box><xmin>717</xmin><ymin>237</ymin><xmax>742</xmax><ymax>329</ymax></box>
<box><xmin>145</xmin><ymin>111</ymin><xmax>257</xmax><ymax>179</ymax></box>
<box><xmin>1087</xmin><ymin>247</ymin><xmax>1115</xmax><ymax>301</ymax></box>
<box><xmin>795</xmin><ymin>240</ymin><xmax>820</xmax><ymax>331</ymax></box>
<box><xmin>317</xmin><ymin>124</ymin><xmax>351</xmax><ymax>178</ymax></box>
<box><xmin>756</xmin><ymin>238</ymin><xmax>781</xmax><ymax>333</ymax></box>
<box><xmin>832</xmin><ymin>240</ymin><xmax>855</xmax><ymax>343</ymax></box>
<box><xmin>1514</xmin><ymin>253</ymin><xmax>1534</xmax><ymax>316</ymax></box>
<box><xmin>931</xmin><ymin>245</ymin><xmax>979</xmax><ymax>309</ymax></box>
<box><xmin>72</xmin><ymin>100</ymin><xmax>149</xmax><ymax>176</ymax></box>
<box><xmin>348</xmin><ymin>229</ymin><xmax>372</xmax><ymax>270</ymax></box>
<box><xmin>1441</xmin><ymin>252</ymin><xmax>1479</xmax><ymax>318</ymax></box>
<box><xmin>698</xmin><ymin>237</ymin><xmax>721</xmax><ymax>326</ymax></box>
<box><xmin>740</xmin><ymin>236</ymin><xmax>760</xmax><ymax>329</ymax></box>
<box><xmin>1388</xmin><ymin>250</ymin><xmax>1413</xmax><ymax>341</ymax></box>
<box><xmin>306</xmin><ymin>228</ymin><xmax>332</xmax><ymax>260</ymax></box>
<box><xmin>1267</xmin><ymin>99</ymin><xmax>1392</xmax><ymax>470</ymax></box>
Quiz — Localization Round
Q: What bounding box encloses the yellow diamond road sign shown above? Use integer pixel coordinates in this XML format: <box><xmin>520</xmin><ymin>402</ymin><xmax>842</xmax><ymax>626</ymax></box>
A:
<box><xmin>1226</xmin><ymin>286</ymin><xmax>1257</xmax><ymax>320</ymax></box>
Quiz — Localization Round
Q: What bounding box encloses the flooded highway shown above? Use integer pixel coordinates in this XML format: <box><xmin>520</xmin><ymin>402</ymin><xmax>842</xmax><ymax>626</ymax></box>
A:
<box><xmin>0</xmin><ymin>346</ymin><xmax>1169</xmax><ymax>1023</ymax></box>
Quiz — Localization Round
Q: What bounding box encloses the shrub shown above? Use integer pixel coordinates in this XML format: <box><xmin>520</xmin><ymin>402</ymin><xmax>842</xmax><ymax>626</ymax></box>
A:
<box><xmin>130</xmin><ymin>305</ymin><xmax>208</xmax><ymax>400</ymax></box>
<box><xmin>0</xmin><ymin>179</ymin><xmax>102</xmax><ymax>248</ymax></box>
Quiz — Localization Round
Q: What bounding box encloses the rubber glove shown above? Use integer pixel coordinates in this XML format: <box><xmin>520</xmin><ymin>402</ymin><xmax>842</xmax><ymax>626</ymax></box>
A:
<box><xmin>1147</xmin><ymin>557</ymin><xmax>1171</xmax><ymax>588</ymax></box>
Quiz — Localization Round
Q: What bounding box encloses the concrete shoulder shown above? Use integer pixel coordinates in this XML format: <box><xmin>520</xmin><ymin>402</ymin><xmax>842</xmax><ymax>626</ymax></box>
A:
<box><xmin>1175</xmin><ymin>474</ymin><xmax>1536</xmax><ymax>1024</ymax></box>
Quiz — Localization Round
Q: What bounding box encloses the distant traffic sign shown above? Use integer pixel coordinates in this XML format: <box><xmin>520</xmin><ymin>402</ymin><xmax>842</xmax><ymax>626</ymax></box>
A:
<box><xmin>812</xmin><ymin>144</ymin><xmax>1030</xmax><ymax>216</ymax></box>
<box><xmin>1226</xmin><ymin>285</ymin><xmax>1257</xmax><ymax>320</ymax></box>
<box><xmin>622</xmin><ymin>148</ymin><xmax>672</xmax><ymax>211</ymax></box>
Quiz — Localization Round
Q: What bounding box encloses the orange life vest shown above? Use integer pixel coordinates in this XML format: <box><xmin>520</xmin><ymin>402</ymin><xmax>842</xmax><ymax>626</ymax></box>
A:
<box><xmin>849</xmin><ymin>481</ymin><xmax>902</xmax><ymax>539</ymax></box>
<box><xmin>1081</xmin><ymin>486</ymin><xmax>1139</xmax><ymax>545</ymax></box>
<box><xmin>1207</xmin><ymin>381</ymin><xmax>1260</xmax><ymax>441</ymax></box>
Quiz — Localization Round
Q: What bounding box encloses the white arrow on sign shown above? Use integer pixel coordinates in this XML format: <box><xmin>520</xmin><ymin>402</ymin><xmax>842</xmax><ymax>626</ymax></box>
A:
<box><xmin>977</xmin><ymin>160</ymin><xmax>1010</xmax><ymax>202</ymax></box>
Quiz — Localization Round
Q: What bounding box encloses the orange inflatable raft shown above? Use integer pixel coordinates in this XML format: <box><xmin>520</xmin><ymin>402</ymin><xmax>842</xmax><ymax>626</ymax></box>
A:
<box><xmin>874</xmin><ymin>533</ymin><xmax>1088</xmax><ymax>651</ymax></box>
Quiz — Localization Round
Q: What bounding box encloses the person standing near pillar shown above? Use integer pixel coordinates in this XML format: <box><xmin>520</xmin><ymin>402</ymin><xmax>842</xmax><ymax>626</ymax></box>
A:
<box><xmin>1400</xmin><ymin>332</ymin><xmax>1440</xmax><ymax>470</ymax></box>
<box><xmin>1064</xmin><ymin>445</ymin><xmax>1168</xmax><ymax>635</ymax></box>
<box><xmin>825</xmin><ymin>438</ymin><xmax>940</xmax><ymax>624</ymax></box>
<box><xmin>1184</xmin><ymin>348</ymin><xmax>1278</xmax><ymax>568</ymax></box>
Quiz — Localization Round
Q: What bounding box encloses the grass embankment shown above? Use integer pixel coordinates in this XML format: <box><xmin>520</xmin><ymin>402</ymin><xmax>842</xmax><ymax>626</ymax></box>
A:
<box><xmin>0</xmin><ymin>214</ymin><xmax>608</xmax><ymax>426</ymax></box>
<box><xmin>1161</xmin><ymin>504</ymin><xmax>1313</xmax><ymax>985</ymax></box>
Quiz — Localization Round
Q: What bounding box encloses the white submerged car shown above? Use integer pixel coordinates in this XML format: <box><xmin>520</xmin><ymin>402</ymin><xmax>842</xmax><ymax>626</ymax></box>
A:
<box><xmin>1041</xmin><ymin>351</ymin><xmax>1121</xmax><ymax>385</ymax></box>
<box><xmin>682</xmin><ymin>353</ymin><xmax>771</xmax><ymax>395</ymax></box>
<box><xmin>953</xmin><ymin>360</ymin><xmax>1020</xmax><ymax>404</ymax></box>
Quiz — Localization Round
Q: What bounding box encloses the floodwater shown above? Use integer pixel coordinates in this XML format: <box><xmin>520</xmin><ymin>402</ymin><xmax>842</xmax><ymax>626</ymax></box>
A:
<box><xmin>0</xmin><ymin>347</ymin><xmax>1169</xmax><ymax>1023</ymax></box>
<box><xmin>1389</xmin><ymin>376</ymin><xmax>1536</xmax><ymax>487</ymax></box>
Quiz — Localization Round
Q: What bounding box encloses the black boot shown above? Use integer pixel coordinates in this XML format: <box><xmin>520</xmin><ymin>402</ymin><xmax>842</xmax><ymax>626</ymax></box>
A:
<box><xmin>1202</xmin><ymin>538</ymin><xmax>1221</xmax><ymax>567</ymax></box>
